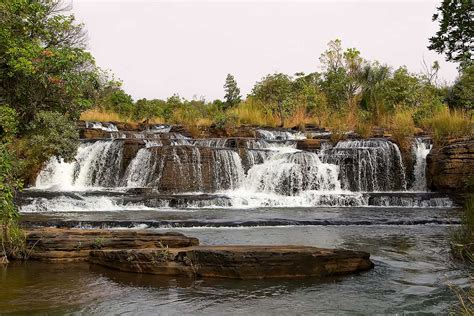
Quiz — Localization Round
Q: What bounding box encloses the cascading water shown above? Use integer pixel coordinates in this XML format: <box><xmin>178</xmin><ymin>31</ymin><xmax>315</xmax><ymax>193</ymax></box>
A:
<box><xmin>36</xmin><ymin>140</ymin><xmax>124</xmax><ymax>190</ymax></box>
<box><xmin>29</xmin><ymin>126</ymin><xmax>452</xmax><ymax>210</ymax></box>
<box><xmin>320</xmin><ymin>139</ymin><xmax>407</xmax><ymax>192</ymax></box>
<box><xmin>256</xmin><ymin>129</ymin><xmax>306</xmax><ymax>140</ymax></box>
<box><xmin>411</xmin><ymin>138</ymin><xmax>432</xmax><ymax>191</ymax></box>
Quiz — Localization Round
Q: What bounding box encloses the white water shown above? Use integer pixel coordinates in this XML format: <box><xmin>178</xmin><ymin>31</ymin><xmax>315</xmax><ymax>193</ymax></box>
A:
<box><xmin>320</xmin><ymin>139</ymin><xmax>407</xmax><ymax>191</ymax></box>
<box><xmin>36</xmin><ymin>141</ymin><xmax>124</xmax><ymax>190</ymax></box>
<box><xmin>256</xmin><ymin>129</ymin><xmax>306</xmax><ymax>140</ymax></box>
<box><xmin>85</xmin><ymin>121</ymin><xmax>118</xmax><ymax>132</ymax></box>
<box><xmin>411</xmin><ymin>138</ymin><xmax>432</xmax><ymax>191</ymax></box>
<box><xmin>29</xmin><ymin>129</ymin><xmax>450</xmax><ymax>210</ymax></box>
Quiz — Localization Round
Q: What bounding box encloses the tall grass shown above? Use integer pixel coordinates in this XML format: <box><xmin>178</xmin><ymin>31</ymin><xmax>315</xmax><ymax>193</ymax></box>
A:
<box><xmin>80</xmin><ymin>109</ymin><xmax>124</xmax><ymax>122</ymax></box>
<box><xmin>80</xmin><ymin>108</ymin><xmax>165</xmax><ymax>124</ymax></box>
<box><xmin>451</xmin><ymin>195</ymin><xmax>474</xmax><ymax>263</ymax></box>
<box><xmin>230</xmin><ymin>100</ymin><xmax>279</xmax><ymax>127</ymax></box>
<box><xmin>423</xmin><ymin>107</ymin><xmax>473</xmax><ymax>144</ymax></box>
<box><xmin>390</xmin><ymin>109</ymin><xmax>416</xmax><ymax>151</ymax></box>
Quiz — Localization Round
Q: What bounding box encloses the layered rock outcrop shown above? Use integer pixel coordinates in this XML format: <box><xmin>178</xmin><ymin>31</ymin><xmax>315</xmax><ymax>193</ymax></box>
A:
<box><xmin>24</xmin><ymin>228</ymin><xmax>199</xmax><ymax>261</ymax></box>
<box><xmin>427</xmin><ymin>138</ymin><xmax>474</xmax><ymax>203</ymax></box>
<box><xmin>90</xmin><ymin>245</ymin><xmax>374</xmax><ymax>279</ymax></box>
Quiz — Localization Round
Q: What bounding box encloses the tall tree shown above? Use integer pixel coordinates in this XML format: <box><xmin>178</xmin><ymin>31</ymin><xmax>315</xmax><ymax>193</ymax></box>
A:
<box><xmin>223</xmin><ymin>74</ymin><xmax>241</xmax><ymax>109</ymax></box>
<box><xmin>251</xmin><ymin>73</ymin><xmax>292</xmax><ymax>127</ymax></box>
<box><xmin>428</xmin><ymin>0</ymin><xmax>473</xmax><ymax>68</ymax></box>
<box><xmin>0</xmin><ymin>0</ymin><xmax>104</xmax><ymax>132</ymax></box>
<box><xmin>319</xmin><ymin>39</ymin><xmax>365</xmax><ymax>109</ymax></box>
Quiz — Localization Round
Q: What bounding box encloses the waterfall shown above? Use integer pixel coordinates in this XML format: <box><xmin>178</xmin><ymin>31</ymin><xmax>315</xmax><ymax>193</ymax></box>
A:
<box><xmin>241</xmin><ymin>150</ymin><xmax>340</xmax><ymax>195</ymax></box>
<box><xmin>213</xmin><ymin>150</ymin><xmax>245</xmax><ymax>190</ymax></box>
<box><xmin>256</xmin><ymin>129</ymin><xmax>306</xmax><ymax>140</ymax></box>
<box><xmin>36</xmin><ymin>141</ymin><xmax>124</xmax><ymax>190</ymax></box>
<box><xmin>320</xmin><ymin>139</ymin><xmax>407</xmax><ymax>192</ymax></box>
<box><xmin>31</xmin><ymin>124</ymin><xmax>452</xmax><ymax>209</ymax></box>
<box><xmin>411</xmin><ymin>138</ymin><xmax>432</xmax><ymax>191</ymax></box>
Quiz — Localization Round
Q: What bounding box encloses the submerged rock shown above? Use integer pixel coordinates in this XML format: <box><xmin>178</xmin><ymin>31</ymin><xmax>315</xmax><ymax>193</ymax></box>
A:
<box><xmin>89</xmin><ymin>245</ymin><xmax>374</xmax><ymax>279</ymax></box>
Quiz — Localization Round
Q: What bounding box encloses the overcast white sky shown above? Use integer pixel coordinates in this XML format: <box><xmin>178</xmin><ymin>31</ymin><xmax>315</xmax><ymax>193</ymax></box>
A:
<box><xmin>72</xmin><ymin>0</ymin><xmax>458</xmax><ymax>101</ymax></box>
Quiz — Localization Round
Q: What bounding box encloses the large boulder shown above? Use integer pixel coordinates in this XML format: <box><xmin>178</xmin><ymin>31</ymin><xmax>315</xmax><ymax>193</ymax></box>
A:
<box><xmin>90</xmin><ymin>245</ymin><xmax>374</xmax><ymax>279</ymax></box>
<box><xmin>427</xmin><ymin>138</ymin><xmax>474</xmax><ymax>203</ymax></box>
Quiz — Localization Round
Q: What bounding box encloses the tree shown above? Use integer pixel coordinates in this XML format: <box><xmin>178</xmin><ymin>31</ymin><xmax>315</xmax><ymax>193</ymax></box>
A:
<box><xmin>319</xmin><ymin>40</ymin><xmax>365</xmax><ymax>109</ymax></box>
<box><xmin>0</xmin><ymin>0</ymin><xmax>104</xmax><ymax>131</ymax></box>
<box><xmin>134</xmin><ymin>98</ymin><xmax>165</xmax><ymax>124</ymax></box>
<box><xmin>251</xmin><ymin>73</ymin><xmax>293</xmax><ymax>126</ymax></box>
<box><xmin>223</xmin><ymin>74</ymin><xmax>241</xmax><ymax>109</ymax></box>
<box><xmin>359</xmin><ymin>62</ymin><xmax>392</xmax><ymax>113</ymax></box>
<box><xmin>428</xmin><ymin>0</ymin><xmax>473</xmax><ymax>68</ymax></box>
<box><xmin>446</xmin><ymin>64</ymin><xmax>474</xmax><ymax>113</ymax></box>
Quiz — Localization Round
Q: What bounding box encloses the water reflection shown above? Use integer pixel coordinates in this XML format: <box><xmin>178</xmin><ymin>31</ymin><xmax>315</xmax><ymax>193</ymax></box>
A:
<box><xmin>1</xmin><ymin>225</ymin><xmax>470</xmax><ymax>314</ymax></box>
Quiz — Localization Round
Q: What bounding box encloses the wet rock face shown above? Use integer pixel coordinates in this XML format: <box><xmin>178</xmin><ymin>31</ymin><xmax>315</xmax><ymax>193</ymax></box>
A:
<box><xmin>23</xmin><ymin>228</ymin><xmax>199</xmax><ymax>261</ymax></box>
<box><xmin>90</xmin><ymin>245</ymin><xmax>374</xmax><ymax>279</ymax></box>
<box><xmin>427</xmin><ymin>138</ymin><xmax>474</xmax><ymax>203</ymax></box>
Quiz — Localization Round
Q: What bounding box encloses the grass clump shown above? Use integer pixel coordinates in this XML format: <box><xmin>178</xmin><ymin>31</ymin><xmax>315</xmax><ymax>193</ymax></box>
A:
<box><xmin>423</xmin><ymin>107</ymin><xmax>472</xmax><ymax>145</ymax></box>
<box><xmin>390</xmin><ymin>109</ymin><xmax>416</xmax><ymax>151</ymax></box>
<box><xmin>451</xmin><ymin>195</ymin><xmax>474</xmax><ymax>264</ymax></box>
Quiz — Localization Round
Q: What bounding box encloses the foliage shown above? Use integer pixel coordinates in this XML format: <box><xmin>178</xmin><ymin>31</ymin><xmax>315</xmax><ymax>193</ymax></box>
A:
<box><xmin>0</xmin><ymin>0</ymin><xmax>105</xmax><ymax>131</ymax></box>
<box><xmin>223</xmin><ymin>74</ymin><xmax>241</xmax><ymax>110</ymax></box>
<box><xmin>133</xmin><ymin>98</ymin><xmax>166</xmax><ymax>124</ymax></box>
<box><xmin>26</xmin><ymin>111</ymin><xmax>79</xmax><ymax>164</ymax></box>
<box><xmin>428</xmin><ymin>0</ymin><xmax>473</xmax><ymax>68</ymax></box>
<box><xmin>319</xmin><ymin>39</ymin><xmax>364</xmax><ymax>110</ymax></box>
<box><xmin>251</xmin><ymin>73</ymin><xmax>293</xmax><ymax>126</ymax></box>
<box><xmin>97</xmin><ymin>87</ymin><xmax>134</xmax><ymax>119</ymax></box>
<box><xmin>447</xmin><ymin>65</ymin><xmax>474</xmax><ymax>113</ymax></box>
<box><xmin>0</xmin><ymin>144</ymin><xmax>24</xmax><ymax>262</ymax></box>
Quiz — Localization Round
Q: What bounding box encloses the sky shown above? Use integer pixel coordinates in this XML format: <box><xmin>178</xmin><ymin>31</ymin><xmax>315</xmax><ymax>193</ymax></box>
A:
<box><xmin>72</xmin><ymin>0</ymin><xmax>459</xmax><ymax>101</ymax></box>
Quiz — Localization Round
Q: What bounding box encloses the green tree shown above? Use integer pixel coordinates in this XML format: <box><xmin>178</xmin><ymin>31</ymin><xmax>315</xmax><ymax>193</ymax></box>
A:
<box><xmin>223</xmin><ymin>74</ymin><xmax>241</xmax><ymax>109</ymax></box>
<box><xmin>251</xmin><ymin>73</ymin><xmax>293</xmax><ymax>126</ymax></box>
<box><xmin>428</xmin><ymin>0</ymin><xmax>473</xmax><ymax>68</ymax></box>
<box><xmin>0</xmin><ymin>0</ymin><xmax>104</xmax><ymax>130</ymax></box>
<box><xmin>447</xmin><ymin>64</ymin><xmax>474</xmax><ymax>113</ymax></box>
<box><xmin>134</xmin><ymin>98</ymin><xmax>165</xmax><ymax>124</ymax></box>
<box><xmin>359</xmin><ymin>62</ymin><xmax>392</xmax><ymax>114</ymax></box>
<box><xmin>319</xmin><ymin>39</ymin><xmax>365</xmax><ymax>109</ymax></box>
<box><xmin>0</xmin><ymin>106</ymin><xmax>22</xmax><ymax>263</ymax></box>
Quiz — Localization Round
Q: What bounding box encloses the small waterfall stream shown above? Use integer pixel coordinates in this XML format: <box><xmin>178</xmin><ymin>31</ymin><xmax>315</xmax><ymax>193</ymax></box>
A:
<box><xmin>411</xmin><ymin>138</ymin><xmax>432</xmax><ymax>191</ymax></box>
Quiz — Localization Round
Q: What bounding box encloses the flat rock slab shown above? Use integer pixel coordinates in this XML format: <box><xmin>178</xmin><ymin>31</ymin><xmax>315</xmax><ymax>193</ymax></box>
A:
<box><xmin>90</xmin><ymin>245</ymin><xmax>374</xmax><ymax>279</ymax></box>
<box><xmin>24</xmin><ymin>228</ymin><xmax>199</xmax><ymax>261</ymax></box>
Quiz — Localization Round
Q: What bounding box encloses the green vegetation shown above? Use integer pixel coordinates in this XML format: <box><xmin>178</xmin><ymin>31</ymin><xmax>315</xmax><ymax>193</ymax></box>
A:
<box><xmin>428</xmin><ymin>0</ymin><xmax>473</xmax><ymax>69</ymax></box>
<box><xmin>451</xmin><ymin>178</ymin><xmax>474</xmax><ymax>264</ymax></box>
<box><xmin>85</xmin><ymin>39</ymin><xmax>472</xmax><ymax>145</ymax></box>
<box><xmin>0</xmin><ymin>0</ymin><xmax>110</xmax><ymax>261</ymax></box>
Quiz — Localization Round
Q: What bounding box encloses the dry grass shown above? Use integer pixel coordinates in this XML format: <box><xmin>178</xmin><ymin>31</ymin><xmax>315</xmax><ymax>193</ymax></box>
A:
<box><xmin>231</xmin><ymin>100</ymin><xmax>279</xmax><ymax>127</ymax></box>
<box><xmin>423</xmin><ymin>107</ymin><xmax>473</xmax><ymax>144</ymax></box>
<box><xmin>390</xmin><ymin>109</ymin><xmax>416</xmax><ymax>151</ymax></box>
<box><xmin>284</xmin><ymin>106</ymin><xmax>314</xmax><ymax>130</ymax></box>
<box><xmin>80</xmin><ymin>109</ymin><xmax>124</xmax><ymax>122</ymax></box>
<box><xmin>80</xmin><ymin>108</ymin><xmax>165</xmax><ymax>124</ymax></box>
